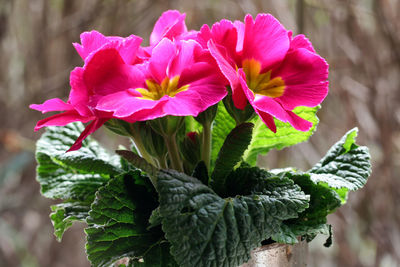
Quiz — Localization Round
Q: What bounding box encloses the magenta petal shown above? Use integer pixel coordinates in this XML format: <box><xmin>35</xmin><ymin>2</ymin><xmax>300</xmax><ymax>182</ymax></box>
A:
<box><xmin>150</xmin><ymin>10</ymin><xmax>187</xmax><ymax>46</ymax></box>
<box><xmin>168</xmin><ymin>40</ymin><xmax>198</xmax><ymax>78</ymax></box>
<box><xmin>30</xmin><ymin>98</ymin><xmax>73</xmax><ymax>113</ymax></box>
<box><xmin>116</xmin><ymin>35</ymin><xmax>143</xmax><ymax>64</ymax></box>
<box><xmin>208</xmin><ymin>40</ymin><xmax>247</xmax><ymax>109</ymax></box>
<box><xmin>233</xmin><ymin>20</ymin><xmax>245</xmax><ymax>52</ymax></box>
<box><xmin>289</xmin><ymin>34</ymin><xmax>315</xmax><ymax>52</ymax></box>
<box><xmin>242</xmin><ymin>14</ymin><xmax>290</xmax><ymax>71</ymax></box>
<box><xmin>84</xmin><ymin>47</ymin><xmax>145</xmax><ymax>96</ymax></box>
<box><xmin>96</xmin><ymin>91</ymin><xmax>162</xmax><ymax>118</ymax></box>
<box><xmin>210</xmin><ymin>20</ymin><xmax>239</xmax><ymax>62</ymax></box>
<box><xmin>34</xmin><ymin>111</ymin><xmax>93</xmax><ymax>131</ymax></box>
<box><xmin>73</xmin><ymin>31</ymin><xmax>108</xmax><ymax>60</ymax></box>
<box><xmin>149</xmin><ymin>38</ymin><xmax>176</xmax><ymax>83</ymax></box>
<box><xmin>257</xmin><ymin>109</ymin><xmax>277</xmax><ymax>132</ymax></box>
<box><xmin>286</xmin><ymin>110</ymin><xmax>313</xmax><ymax>131</ymax></box>
<box><xmin>274</xmin><ymin>48</ymin><xmax>329</xmax><ymax>110</ymax></box>
<box><xmin>67</xmin><ymin>118</ymin><xmax>108</xmax><ymax>152</ymax></box>
<box><xmin>69</xmin><ymin>67</ymin><xmax>92</xmax><ymax>117</ymax></box>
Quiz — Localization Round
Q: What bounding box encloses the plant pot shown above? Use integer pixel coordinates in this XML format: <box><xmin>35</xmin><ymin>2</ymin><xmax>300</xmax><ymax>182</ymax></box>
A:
<box><xmin>239</xmin><ymin>241</ymin><xmax>308</xmax><ymax>267</ymax></box>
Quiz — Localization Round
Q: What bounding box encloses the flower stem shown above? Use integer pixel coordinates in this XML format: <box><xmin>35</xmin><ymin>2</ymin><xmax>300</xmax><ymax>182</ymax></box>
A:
<box><xmin>201</xmin><ymin>121</ymin><xmax>212</xmax><ymax>171</ymax></box>
<box><xmin>128</xmin><ymin>124</ymin><xmax>156</xmax><ymax>167</ymax></box>
<box><xmin>165</xmin><ymin>134</ymin><xmax>183</xmax><ymax>172</ymax></box>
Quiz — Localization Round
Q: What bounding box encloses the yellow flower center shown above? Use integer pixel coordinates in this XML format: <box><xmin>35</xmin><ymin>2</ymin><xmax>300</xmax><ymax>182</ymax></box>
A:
<box><xmin>242</xmin><ymin>59</ymin><xmax>285</xmax><ymax>98</ymax></box>
<box><xmin>136</xmin><ymin>76</ymin><xmax>189</xmax><ymax>101</ymax></box>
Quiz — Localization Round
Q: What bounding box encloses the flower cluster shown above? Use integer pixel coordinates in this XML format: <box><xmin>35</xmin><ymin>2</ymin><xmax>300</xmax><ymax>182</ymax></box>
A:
<box><xmin>31</xmin><ymin>10</ymin><xmax>328</xmax><ymax>152</ymax></box>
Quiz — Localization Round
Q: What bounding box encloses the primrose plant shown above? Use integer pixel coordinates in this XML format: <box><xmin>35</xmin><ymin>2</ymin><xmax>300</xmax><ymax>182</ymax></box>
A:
<box><xmin>31</xmin><ymin>10</ymin><xmax>371</xmax><ymax>267</ymax></box>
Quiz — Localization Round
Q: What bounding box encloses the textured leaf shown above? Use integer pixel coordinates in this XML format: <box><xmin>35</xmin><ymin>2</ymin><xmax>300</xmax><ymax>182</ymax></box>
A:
<box><xmin>309</xmin><ymin>128</ymin><xmax>371</xmax><ymax>192</ymax></box>
<box><xmin>35</xmin><ymin>122</ymin><xmax>120</xmax><ymax>239</ymax></box>
<box><xmin>244</xmin><ymin>106</ymin><xmax>320</xmax><ymax>165</ymax></box>
<box><xmin>157</xmin><ymin>169</ymin><xmax>309</xmax><ymax>267</ymax></box>
<box><xmin>86</xmin><ymin>170</ymin><xmax>162</xmax><ymax>267</ymax></box>
<box><xmin>36</xmin><ymin>122</ymin><xmax>121</xmax><ymax>176</ymax></box>
<box><xmin>50</xmin><ymin>202</ymin><xmax>91</xmax><ymax>241</ymax></box>
<box><xmin>116</xmin><ymin>150</ymin><xmax>159</xmax><ymax>177</ymax></box>
<box><xmin>211</xmin><ymin>123</ymin><xmax>254</xmax><ymax>195</ymax></box>
<box><xmin>210</xmin><ymin>103</ymin><xmax>236</xmax><ymax>169</ymax></box>
<box><xmin>192</xmin><ymin>161</ymin><xmax>209</xmax><ymax>185</ymax></box>
<box><xmin>272</xmin><ymin>129</ymin><xmax>371</xmax><ymax>243</ymax></box>
<box><xmin>270</xmin><ymin>172</ymin><xmax>340</xmax><ymax>244</ymax></box>
<box><xmin>133</xmin><ymin>242</ymin><xmax>179</xmax><ymax>267</ymax></box>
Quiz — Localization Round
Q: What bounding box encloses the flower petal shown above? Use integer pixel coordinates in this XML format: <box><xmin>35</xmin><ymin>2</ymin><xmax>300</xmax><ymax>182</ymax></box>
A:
<box><xmin>84</xmin><ymin>47</ymin><xmax>145</xmax><ymax>96</ymax></box>
<box><xmin>242</xmin><ymin>14</ymin><xmax>290</xmax><ymax>71</ymax></box>
<box><xmin>168</xmin><ymin>40</ymin><xmax>197</xmax><ymax>78</ymax></box>
<box><xmin>148</xmin><ymin>38</ymin><xmax>176</xmax><ymax>83</ymax></box>
<box><xmin>208</xmin><ymin>40</ymin><xmax>247</xmax><ymax>109</ymax></box>
<box><xmin>289</xmin><ymin>34</ymin><xmax>315</xmax><ymax>52</ymax></box>
<box><xmin>30</xmin><ymin>98</ymin><xmax>74</xmax><ymax>113</ymax></box>
<box><xmin>150</xmin><ymin>10</ymin><xmax>187</xmax><ymax>46</ymax></box>
<box><xmin>239</xmin><ymin>71</ymin><xmax>312</xmax><ymax>131</ymax></box>
<box><xmin>96</xmin><ymin>90</ymin><xmax>164</xmax><ymax>118</ymax></box>
<box><xmin>69</xmin><ymin>67</ymin><xmax>92</xmax><ymax>116</ymax></box>
<box><xmin>73</xmin><ymin>31</ymin><xmax>108</xmax><ymax>60</ymax></box>
<box><xmin>67</xmin><ymin>118</ymin><xmax>108</xmax><ymax>152</ymax></box>
<box><xmin>274</xmin><ymin>48</ymin><xmax>329</xmax><ymax>110</ymax></box>
<box><xmin>34</xmin><ymin>111</ymin><xmax>93</xmax><ymax>131</ymax></box>
<box><xmin>116</xmin><ymin>35</ymin><xmax>143</xmax><ymax>64</ymax></box>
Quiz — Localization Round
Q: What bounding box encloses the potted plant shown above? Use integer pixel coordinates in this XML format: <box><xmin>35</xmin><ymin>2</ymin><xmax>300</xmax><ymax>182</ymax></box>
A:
<box><xmin>30</xmin><ymin>10</ymin><xmax>371</xmax><ymax>267</ymax></box>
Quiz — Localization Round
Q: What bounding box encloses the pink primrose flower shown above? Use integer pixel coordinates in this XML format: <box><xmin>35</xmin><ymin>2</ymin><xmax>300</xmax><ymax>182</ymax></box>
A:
<box><xmin>95</xmin><ymin>37</ymin><xmax>227</xmax><ymax>121</ymax></box>
<box><xmin>198</xmin><ymin>14</ymin><xmax>329</xmax><ymax>132</ymax></box>
<box><xmin>139</xmin><ymin>10</ymin><xmax>197</xmax><ymax>59</ymax></box>
<box><xmin>30</xmin><ymin>32</ymin><xmax>144</xmax><ymax>151</ymax></box>
<box><xmin>31</xmin><ymin>10</ymin><xmax>226</xmax><ymax>151</ymax></box>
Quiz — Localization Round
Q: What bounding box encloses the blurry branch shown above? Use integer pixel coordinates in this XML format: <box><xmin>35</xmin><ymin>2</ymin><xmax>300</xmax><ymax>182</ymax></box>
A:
<box><xmin>373</xmin><ymin>0</ymin><xmax>400</xmax><ymax>66</ymax></box>
<box><xmin>296</xmin><ymin>0</ymin><xmax>305</xmax><ymax>33</ymax></box>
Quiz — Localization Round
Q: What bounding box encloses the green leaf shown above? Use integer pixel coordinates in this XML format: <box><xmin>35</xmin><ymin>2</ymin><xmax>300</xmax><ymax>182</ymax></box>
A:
<box><xmin>86</xmin><ymin>170</ymin><xmax>162</xmax><ymax>267</ymax></box>
<box><xmin>157</xmin><ymin>169</ymin><xmax>309</xmax><ymax>267</ymax></box>
<box><xmin>50</xmin><ymin>202</ymin><xmax>91</xmax><ymax>241</ymax></box>
<box><xmin>211</xmin><ymin>123</ymin><xmax>254</xmax><ymax>195</ymax></box>
<box><xmin>191</xmin><ymin>161</ymin><xmax>209</xmax><ymax>185</ymax></box>
<box><xmin>133</xmin><ymin>242</ymin><xmax>179</xmax><ymax>267</ymax></box>
<box><xmin>36</xmin><ymin>122</ymin><xmax>121</xmax><ymax>175</ymax></box>
<box><xmin>116</xmin><ymin>150</ymin><xmax>159</xmax><ymax>178</ymax></box>
<box><xmin>270</xmin><ymin>172</ymin><xmax>341</xmax><ymax>244</ymax></box>
<box><xmin>210</xmin><ymin>102</ymin><xmax>236</xmax><ymax>169</ymax></box>
<box><xmin>271</xmin><ymin>129</ymin><xmax>371</xmax><ymax>243</ymax></box>
<box><xmin>309</xmin><ymin>128</ymin><xmax>371</xmax><ymax>192</ymax></box>
<box><xmin>244</xmin><ymin>106</ymin><xmax>320</xmax><ymax>165</ymax></box>
<box><xmin>35</xmin><ymin>123</ymin><xmax>120</xmax><ymax>239</ymax></box>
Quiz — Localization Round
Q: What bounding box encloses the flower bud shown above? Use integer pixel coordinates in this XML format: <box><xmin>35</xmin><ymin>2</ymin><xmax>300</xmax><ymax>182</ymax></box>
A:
<box><xmin>148</xmin><ymin>116</ymin><xmax>185</xmax><ymax>136</ymax></box>
<box><xmin>195</xmin><ymin>104</ymin><xmax>218</xmax><ymax>125</ymax></box>
<box><xmin>180</xmin><ymin>131</ymin><xmax>201</xmax><ymax>171</ymax></box>
<box><xmin>223</xmin><ymin>92</ymin><xmax>255</xmax><ymax>125</ymax></box>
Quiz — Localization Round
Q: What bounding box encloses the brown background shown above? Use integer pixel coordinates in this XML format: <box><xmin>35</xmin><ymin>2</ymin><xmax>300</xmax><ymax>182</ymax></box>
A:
<box><xmin>0</xmin><ymin>0</ymin><xmax>399</xmax><ymax>266</ymax></box>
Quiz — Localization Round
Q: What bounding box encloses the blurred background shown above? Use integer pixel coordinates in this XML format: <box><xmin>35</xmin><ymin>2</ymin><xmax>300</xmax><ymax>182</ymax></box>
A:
<box><xmin>0</xmin><ymin>0</ymin><xmax>399</xmax><ymax>266</ymax></box>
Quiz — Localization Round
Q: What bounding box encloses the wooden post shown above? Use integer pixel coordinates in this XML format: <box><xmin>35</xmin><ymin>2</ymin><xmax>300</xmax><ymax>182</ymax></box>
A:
<box><xmin>239</xmin><ymin>241</ymin><xmax>308</xmax><ymax>267</ymax></box>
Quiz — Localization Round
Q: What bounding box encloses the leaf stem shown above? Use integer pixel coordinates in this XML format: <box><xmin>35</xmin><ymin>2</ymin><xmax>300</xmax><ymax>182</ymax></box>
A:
<box><xmin>201</xmin><ymin>121</ymin><xmax>212</xmax><ymax>171</ymax></box>
<box><xmin>165</xmin><ymin>134</ymin><xmax>183</xmax><ymax>172</ymax></box>
<box><xmin>128</xmin><ymin>124</ymin><xmax>156</xmax><ymax>167</ymax></box>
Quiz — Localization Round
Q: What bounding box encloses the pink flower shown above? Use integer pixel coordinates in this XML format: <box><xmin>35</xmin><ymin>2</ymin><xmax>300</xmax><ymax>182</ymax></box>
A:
<box><xmin>139</xmin><ymin>10</ymin><xmax>197</xmax><ymax>59</ymax></box>
<box><xmin>198</xmin><ymin>14</ymin><xmax>329</xmax><ymax>132</ymax></box>
<box><xmin>95</xmin><ymin>38</ymin><xmax>227</xmax><ymax>121</ymax></box>
<box><xmin>30</xmin><ymin>33</ymin><xmax>143</xmax><ymax>151</ymax></box>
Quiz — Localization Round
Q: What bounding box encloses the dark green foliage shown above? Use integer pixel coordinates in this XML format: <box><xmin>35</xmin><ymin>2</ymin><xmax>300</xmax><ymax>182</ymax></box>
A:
<box><xmin>211</xmin><ymin>123</ymin><xmax>254</xmax><ymax>195</ymax></box>
<box><xmin>86</xmin><ymin>171</ymin><xmax>162</xmax><ymax>267</ymax></box>
<box><xmin>35</xmin><ymin>123</ymin><xmax>120</xmax><ymax>240</ymax></box>
<box><xmin>271</xmin><ymin>128</ymin><xmax>372</xmax><ymax>244</ymax></box>
<box><xmin>156</xmin><ymin>169</ymin><xmax>309</xmax><ymax>267</ymax></box>
<box><xmin>132</xmin><ymin>242</ymin><xmax>179</xmax><ymax>267</ymax></box>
